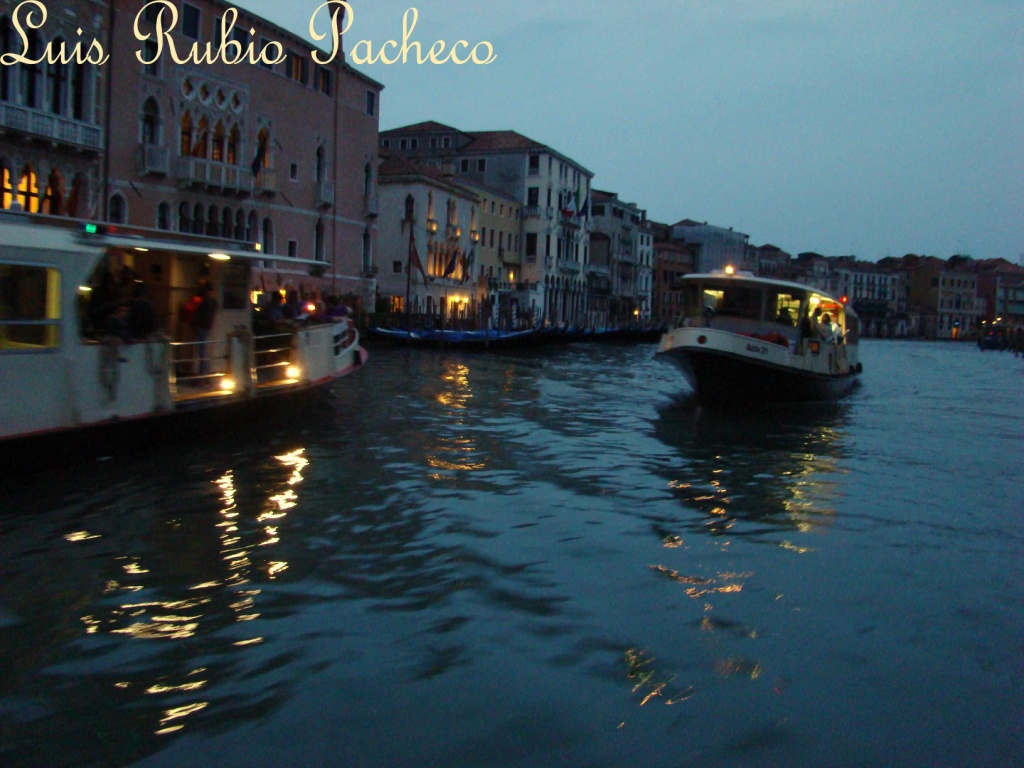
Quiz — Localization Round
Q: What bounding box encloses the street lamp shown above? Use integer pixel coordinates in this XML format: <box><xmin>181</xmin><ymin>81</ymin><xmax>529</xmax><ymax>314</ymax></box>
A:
<box><xmin>426</xmin><ymin>218</ymin><xmax>438</xmax><ymax>234</ymax></box>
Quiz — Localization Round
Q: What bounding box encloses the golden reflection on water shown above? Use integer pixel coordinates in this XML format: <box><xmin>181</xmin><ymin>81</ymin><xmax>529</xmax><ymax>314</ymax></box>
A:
<box><xmin>64</xmin><ymin>445</ymin><xmax>312</xmax><ymax>738</ymax></box>
<box><xmin>424</xmin><ymin>361</ymin><xmax>489</xmax><ymax>478</ymax></box>
<box><xmin>624</xmin><ymin>648</ymin><xmax>697</xmax><ymax>707</ymax></box>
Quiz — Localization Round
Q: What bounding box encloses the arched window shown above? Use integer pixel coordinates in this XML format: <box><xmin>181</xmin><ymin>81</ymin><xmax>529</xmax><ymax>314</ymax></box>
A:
<box><xmin>141</xmin><ymin>97</ymin><xmax>159</xmax><ymax>145</ymax></box>
<box><xmin>247</xmin><ymin>210</ymin><xmax>258</xmax><ymax>243</ymax></box>
<box><xmin>235</xmin><ymin>209</ymin><xmax>245</xmax><ymax>240</ymax></box>
<box><xmin>20</xmin><ymin>29</ymin><xmax>42</xmax><ymax>109</ymax></box>
<box><xmin>221</xmin><ymin>206</ymin><xmax>232</xmax><ymax>238</ymax></box>
<box><xmin>69</xmin><ymin>61</ymin><xmax>86</xmax><ymax>121</ymax></box>
<box><xmin>157</xmin><ymin>201</ymin><xmax>170</xmax><ymax>230</ymax></box>
<box><xmin>192</xmin><ymin>203</ymin><xmax>203</xmax><ymax>234</ymax></box>
<box><xmin>66</xmin><ymin>173</ymin><xmax>85</xmax><ymax>217</ymax></box>
<box><xmin>206</xmin><ymin>204</ymin><xmax>218</xmax><ymax>236</ymax></box>
<box><xmin>315</xmin><ymin>145</ymin><xmax>326</xmax><ymax>183</ymax></box>
<box><xmin>227</xmin><ymin>125</ymin><xmax>240</xmax><ymax>165</ymax></box>
<box><xmin>0</xmin><ymin>18</ymin><xmax>13</xmax><ymax>103</ymax></box>
<box><xmin>17</xmin><ymin>165</ymin><xmax>40</xmax><ymax>213</ymax></box>
<box><xmin>314</xmin><ymin>219</ymin><xmax>324</xmax><ymax>262</ymax></box>
<box><xmin>261</xmin><ymin>217</ymin><xmax>274</xmax><ymax>255</ymax></box>
<box><xmin>45</xmin><ymin>39</ymin><xmax>67</xmax><ymax>115</ymax></box>
<box><xmin>212</xmin><ymin>121</ymin><xmax>225</xmax><ymax>163</ymax></box>
<box><xmin>1</xmin><ymin>162</ymin><xmax>14</xmax><ymax>209</ymax></box>
<box><xmin>41</xmin><ymin>167</ymin><xmax>64</xmax><ymax>215</ymax></box>
<box><xmin>108</xmin><ymin>193</ymin><xmax>126</xmax><ymax>224</ymax></box>
<box><xmin>178</xmin><ymin>201</ymin><xmax>190</xmax><ymax>232</ymax></box>
<box><xmin>180</xmin><ymin>112</ymin><xmax>193</xmax><ymax>156</ymax></box>
<box><xmin>195</xmin><ymin>115</ymin><xmax>209</xmax><ymax>159</ymax></box>
<box><xmin>254</xmin><ymin>127</ymin><xmax>270</xmax><ymax>176</ymax></box>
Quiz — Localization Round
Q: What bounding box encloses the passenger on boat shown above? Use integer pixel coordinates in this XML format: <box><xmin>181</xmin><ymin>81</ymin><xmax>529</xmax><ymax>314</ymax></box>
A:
<box><xmin>128</xmin><ymin>281</ymin><xmax>156</xmax><ymax>340</ymax></box>
<box><xmin>820</xmin><ymin>313</ymin><xmax>841</xmax><ymax>342</ymax></box>
<box><xmin>193</xmin><ymin>282</ymin><xmax>218</xmax><ymax>375</ymax></box>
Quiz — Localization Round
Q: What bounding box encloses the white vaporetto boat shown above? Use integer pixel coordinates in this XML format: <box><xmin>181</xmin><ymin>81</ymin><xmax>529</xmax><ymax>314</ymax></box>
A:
<box><xmin>656</xmin><ymin>268</ymin><xmax>862</xmax><ymax>407</ymax></box>
<box><xmin>0</xmin><ymin>214</ymin><xmax>366</xmax><ymax>469</ymax></box>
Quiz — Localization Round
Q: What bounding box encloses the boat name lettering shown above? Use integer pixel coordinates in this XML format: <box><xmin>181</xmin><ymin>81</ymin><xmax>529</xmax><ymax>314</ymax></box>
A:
<box><xmin>745</xmin><ymin>343</ymin><xmax>769</xmax><ymax>355</ymax></box>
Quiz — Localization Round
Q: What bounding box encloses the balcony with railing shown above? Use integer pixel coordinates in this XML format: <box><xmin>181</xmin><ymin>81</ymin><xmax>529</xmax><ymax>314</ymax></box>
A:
<box><xmin>364</xmin><ymin>194</ymin><xmax>378</xmax><ymax>217</ymax></box>
<box><xmin>254</xmin><ymin>168</ymin><xmax>278</xmax><ymax>195</ymax></box>
<box><xmin>176</xmin><ymin>158</ymin><xmax>253</xmax><ymax>191</ymax></box>
<box><xmin>316</xmin><ymin>179</ymin><xmax>335</xmax><ymax>208</ymax></box>
<box><xmin>0</xmin><ymin>103</ymin><xmax>102</xmax><ymax>151</ymax></box>
<box><xmin>522</xmin><ymin>205</ymin><xmax>540</xmax><ymax>219</ymax></box>
<box><xmin>557</xmin><ymin>258</ymin><xmax>582</xmax><ymax>273</ymax></box>
<box><xmin>139</xmin><ymin>143</ymin><xmax>169</xmax><ymax>175</ymax></box>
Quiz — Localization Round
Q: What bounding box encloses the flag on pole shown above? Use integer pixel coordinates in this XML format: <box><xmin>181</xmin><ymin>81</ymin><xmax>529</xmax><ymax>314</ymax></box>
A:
<box><xmin>560</xmin><ymin>189</ymin><xmax>576</xmax><ymax>219</ymax></box>
<box><xmin>443</xmin><ymin>249</ymin><xmax>458</xmax><ymax>278</ymax></box>
<box><xmin>408</xmin><ymin>229</ymin><xmax>428</xmax><ymax>284</ymax></box>
<box><xmin>577</xmin><ymin>186</ymin><xmax>589</xmax><ymax>219</ymax></box>
<box><xmin>250</xmin><ymin>137</ymin><xmax>267</xmax><ymax>177</ymax></box>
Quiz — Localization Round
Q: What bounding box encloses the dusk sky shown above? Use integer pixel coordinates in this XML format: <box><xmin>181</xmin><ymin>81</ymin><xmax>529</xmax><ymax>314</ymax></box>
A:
<box><xmin>235</xmin><ymin>0</ymin><xmax>1022</xmax><ymax>263</ymax></box>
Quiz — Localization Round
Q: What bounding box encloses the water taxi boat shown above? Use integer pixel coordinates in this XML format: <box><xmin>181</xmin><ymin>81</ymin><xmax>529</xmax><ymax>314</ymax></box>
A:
<box><xmin>656</xmin><ymin>269</ymin><xmax>862</xmax><ymax>406</ymax></box>
<box><xmin>0</xmin><ymin>214</ymin><xmax>366</xmax><ymax>469</ymax></box>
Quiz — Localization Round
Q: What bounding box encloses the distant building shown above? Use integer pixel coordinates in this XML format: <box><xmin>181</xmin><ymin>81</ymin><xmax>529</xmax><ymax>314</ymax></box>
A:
<box><xmin>907</xmin><ymin>257</ymin><xmax>983</xmax><ymax>339</ymax></box>
<box><xmin>590</xmin><ymin>190</ymin><xmax>652</xmax><ymax>325</ymax></box>
<box><xmin>380</xmin><ymin>122</ymin><xmax>593</xmax><ymax>326</ymax></box>
<box><xmin>670</xmin><ymin>220</ymin><xmax>749</xmax><ymax>273</ymax></box>
<box><xmin>376</xmin><ymin>153</ymin><xmax>523</xmax><ymax>328</ymax></box>
<box><xmin>651</xmin><ymin>222</ymin><xmax>697</xmax><ymax>324</ymax></box>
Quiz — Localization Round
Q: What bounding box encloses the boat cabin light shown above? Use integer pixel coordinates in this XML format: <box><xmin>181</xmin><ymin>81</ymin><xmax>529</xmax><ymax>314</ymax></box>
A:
<box><xmin>78</xmin><ymin>286</ymin><xmax>92</xmax><ymax>294</ymax></box>
<box><xmin>305</xmin><ymin>302</ymin><xmax>317</xmax><ymax>314</ymax></box>
<box><xmin>285</xmin><ymin>365</ymin><xmax>301</xmax><ymax>380</ymax></box>
<box><xmin>725</xmin><ymin>265</ymin><xmax>735</xmax><ymax>275</ymax></box>
<box><xmin>220</xmin><ymin>377</ymin><xmax>236</xmax><ymax>392</ymax></box>
<box><xmin>134</xmin><ymin>247</ymin><xmax>149</xmax><ymax>252</ymax></box>
<box><xmin>209</xmin><ymin>252</ymin><xmax>230</xmax><ymax>261</ymax></box>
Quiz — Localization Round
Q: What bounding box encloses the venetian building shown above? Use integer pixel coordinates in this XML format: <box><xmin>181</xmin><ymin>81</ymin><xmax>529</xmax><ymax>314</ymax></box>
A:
<box><xmin>102</xmin><ymin>0</ymin><xmax>383</xmax><ymax>303</ymax></box>
<box><xmin>0</xmin><ymin>0</ymin><xmax>107</xmax><ymax>221</ymax></box>
<box><xmin>380</xmin><ymin>122</ymin><xmax>593</xmax><ymax>327</ymax></box>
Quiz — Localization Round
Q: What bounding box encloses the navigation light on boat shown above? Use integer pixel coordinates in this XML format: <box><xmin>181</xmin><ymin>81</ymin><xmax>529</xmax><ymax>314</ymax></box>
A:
<box><xmin>306</xmin><ymin>302</ymin><xmax>316</xmax><ymax>314</ymax></box>
<box><xmin>209</xmin><ymin>252</ymin><xmax>230</xmax><ymax>261</ymax></box>
<box><xmin>841</xmin><ymin>295</ymin><xmax>848</xmax><ymax>304</ymax></box>
<box><xmin>220</xmin><ymin>377</ymin><xmax>236</xmax><ymax>392</ymax></box>
<box><xmin>286</xmin><ymin>365</ymin><xmax>301</xmax><ymax>380</ymax></box>
<box><xmin>725</xmin><ymin>265</ymin><xmax>735</xmax><ymax>275</ymax></box>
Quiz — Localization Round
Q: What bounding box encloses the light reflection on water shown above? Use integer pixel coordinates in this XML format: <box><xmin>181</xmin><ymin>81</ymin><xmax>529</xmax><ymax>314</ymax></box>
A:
<box><xmin>0</xmin><ymin>342</ymin><xmax>1022</xmax><ymax>767</ymax></box>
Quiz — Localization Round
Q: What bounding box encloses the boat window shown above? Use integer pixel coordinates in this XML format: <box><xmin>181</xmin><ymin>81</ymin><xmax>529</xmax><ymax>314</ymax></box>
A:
<box><xmin>771</xmin><ymin>292</ymin><xmax>801</xmax><ymax>326</ymax></box>
<box><xmin>713</xmin><ymin>286</ymin><xmax>760</xmax><ymax>319</ymax></box>
<box><xmin>0</xmin><ymin>264</ymin><xmax>61</xmax><ymax>350</ymax></box>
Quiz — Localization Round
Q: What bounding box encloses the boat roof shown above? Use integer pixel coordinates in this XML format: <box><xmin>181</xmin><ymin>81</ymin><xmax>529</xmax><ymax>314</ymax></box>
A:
<box><xmin>679</xmin><ymin>270</ymin><xmax>851</xmax><ymax>306</ymax></box>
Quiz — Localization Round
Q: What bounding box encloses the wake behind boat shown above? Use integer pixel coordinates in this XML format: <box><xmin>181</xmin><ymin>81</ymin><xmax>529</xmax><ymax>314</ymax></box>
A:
<box><xmin>1</xmin><ymin>214</ymin><xmax>366</xmax><ymax>470</ymax></box>
<box><xmin>656</xmin><ymin>268</ymin><xmax>862</xmax><ymax>406</ymax></box>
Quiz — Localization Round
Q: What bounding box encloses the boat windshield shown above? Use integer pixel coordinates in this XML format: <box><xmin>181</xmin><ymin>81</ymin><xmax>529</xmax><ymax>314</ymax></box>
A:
<box><xmin>680</xmin><ymin>281</ymin><xmax>805</xmax><ymax>328</ymax></box>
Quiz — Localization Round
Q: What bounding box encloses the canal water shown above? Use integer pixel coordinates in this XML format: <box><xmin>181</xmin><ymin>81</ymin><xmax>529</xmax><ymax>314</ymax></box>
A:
<box><xmin>1</xmin><ymin>341</ymin><xmax>1022</xmax><ymax>767</ymax></box>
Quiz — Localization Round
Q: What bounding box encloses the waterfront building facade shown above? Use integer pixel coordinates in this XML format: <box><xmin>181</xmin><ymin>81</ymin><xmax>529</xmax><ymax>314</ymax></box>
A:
<box><xmin>380</xmin><ymin>122</ymin><xmax>593</xmax><ymax>326</ymax></box>
<box><xmin>0</xmin><ymin>0</ymin><xmax>107</xmax><ymax>221</ymax></box>
<box><xmin>589</xmin><ymin>190</ymin><xmax>652</xmax><ymax>325</ymax></box>
<box><xmin>908</xmin><ymin>258</ymin><xmax>983</xmax><ymax>339</ymax></box>
<box><xmin>106</xmin><ymin>0</ymin><xmax>384</xmax><ymax>303</ymax></box>
<box><xmin>3</xmin><ymin>0</ymin><xmax>383</xmax><ymax>307</ymax></box>
<box><xmin>376</xmin><ymin>153</ymin><xmax>521</xmax><ymax>327</ymax></box>
<box><xmin>651</xmin><ymin>235</ymin><xmax>697</xmax><ymax>325</ymax></box>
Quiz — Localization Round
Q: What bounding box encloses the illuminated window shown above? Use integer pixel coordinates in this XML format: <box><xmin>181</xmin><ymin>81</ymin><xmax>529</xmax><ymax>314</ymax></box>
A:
<box><xmin>180</xmin><ymin>112</ymin><xmax>192</xmax><ymax>156</ymax></box>
<box><xmin>18</xmin><ymin>166</ymin><xmax>40</xmax><ymax>213</ymax></box>
<box><xmin>1</xmin><ymin>165</ymin><xmax>13</xmax><ymax>209</ymax></box>
<box><xmin>211</xmin><ymin>121</ymin><xmax>225</xmax><ymax>162</ymax></box>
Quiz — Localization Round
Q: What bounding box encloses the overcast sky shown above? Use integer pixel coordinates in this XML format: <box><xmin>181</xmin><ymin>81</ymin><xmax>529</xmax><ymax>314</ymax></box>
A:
<box><xmin>235</xmin><ymin>0</ymin><xmax>1022</xmax><ymax>262</ymax></box>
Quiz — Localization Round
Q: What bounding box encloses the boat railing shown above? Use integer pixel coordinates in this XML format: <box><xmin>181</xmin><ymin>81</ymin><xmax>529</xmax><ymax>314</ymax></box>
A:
<box><xmin>170</xmin><ymin>337</ymin><xmax>231</xmax><ymax>392</ymax></box>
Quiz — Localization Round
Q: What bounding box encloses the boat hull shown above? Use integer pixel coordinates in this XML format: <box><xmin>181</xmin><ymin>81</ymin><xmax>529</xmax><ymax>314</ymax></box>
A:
<box><xmin>657</xmin><ymin>327</ymin><xmax>859</xmax><ymax>407</ymax></box>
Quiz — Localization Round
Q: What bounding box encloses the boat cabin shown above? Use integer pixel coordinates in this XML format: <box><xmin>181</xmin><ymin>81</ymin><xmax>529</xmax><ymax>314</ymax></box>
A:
<box><xmin>675</xmin><ymin>270</ymin><xmax>859</xmax><ymax>351</ymax></box>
